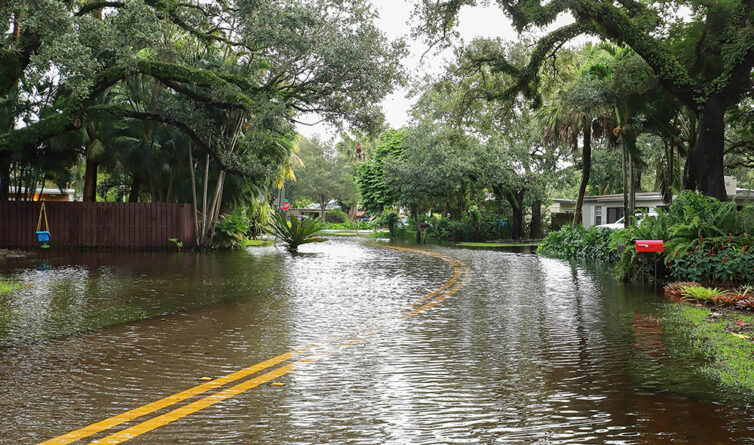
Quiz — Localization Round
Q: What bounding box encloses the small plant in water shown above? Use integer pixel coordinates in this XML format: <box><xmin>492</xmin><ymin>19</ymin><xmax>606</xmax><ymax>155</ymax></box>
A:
<box><xmin>267</xmin><ymin>213</ymin><xmax>326</xmax><ymax>252</ymax></box>
<box><xmin>168</xmin><ymin>238</ymin><xmax>184</xmax><ymax>251</ymax></box>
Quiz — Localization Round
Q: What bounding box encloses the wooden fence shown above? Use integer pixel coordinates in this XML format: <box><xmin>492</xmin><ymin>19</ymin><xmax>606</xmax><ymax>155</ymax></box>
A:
<box><xmin>0</xmin><ymin>202</ymin><xmax>196</xmax><ymax>250</ymax></box>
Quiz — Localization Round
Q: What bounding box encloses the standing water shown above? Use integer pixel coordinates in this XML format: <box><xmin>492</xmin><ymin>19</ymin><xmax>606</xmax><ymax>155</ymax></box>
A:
<box><xmin>0</xmin><ymin>239</ymin><xmax>752</xmax><ymax>443</ymax></box>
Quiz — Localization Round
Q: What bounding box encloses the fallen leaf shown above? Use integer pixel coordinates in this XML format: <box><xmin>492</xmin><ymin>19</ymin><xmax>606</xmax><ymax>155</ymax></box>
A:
<box><xmin>731</xmin><ymin>333</ymin><xmax>750</xmax><ymax>340</ymax></box>
<box><xmin>735</xmin><ymin>320</ymin><xmax>747</xmax><ymax>327</ymax></box>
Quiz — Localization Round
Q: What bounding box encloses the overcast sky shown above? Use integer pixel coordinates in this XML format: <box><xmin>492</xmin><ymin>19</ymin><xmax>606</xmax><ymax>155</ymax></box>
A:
<box><xmin>295</xmin><ymin>1</ymin><xmax>574</xmax><ymax>140</ymax></box>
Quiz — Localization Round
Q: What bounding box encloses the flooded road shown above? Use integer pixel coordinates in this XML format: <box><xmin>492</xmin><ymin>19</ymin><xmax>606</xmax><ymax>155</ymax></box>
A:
<box><xmin>1</xmin><ymin>239</ymin><xmax>753</xmax><ymax>443</ymax></box>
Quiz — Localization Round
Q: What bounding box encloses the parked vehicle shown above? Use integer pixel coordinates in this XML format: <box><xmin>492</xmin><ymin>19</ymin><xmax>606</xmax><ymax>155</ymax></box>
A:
<box><xmin>602</xmin><ymin>210</ymin><xmax>658</xmax><ymax>230</ymax></box>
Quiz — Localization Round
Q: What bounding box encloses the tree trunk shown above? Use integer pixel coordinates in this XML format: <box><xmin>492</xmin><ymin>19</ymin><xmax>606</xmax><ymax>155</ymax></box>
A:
<box><xmin>320</xmin><ymin>202</ymin><xmax>327</xmax><ymax>222</ymax></box>
<box><xmin>573</xmin><ymin>116</ymin><xmax>592</xmax><ymax>226</ymax></box>
<box><xmin>411</xmin><ymin>206</ymin><xmax>421</xmax><ymax>244</ymax></box>
<box><xmin>628</xmin><ymin>153</ymin><xmax>636</xmax><ymax>225</ymax></box>
<box><xmin>530</xmin><ymin>199</ymin><xmax>542</xmax><ymax>239</ymax></box>
<box><xmin>506</xmin><ymin>191</ymin><xmax>525</xmax><ymax>240</ymax></box>
<box><xmin>128</xmin><ymin>176</ymin><xmax>141</xmax><ymax>202</ymax></box>
<box><xmin>684</xmin><ymin>96</ymin><xmax>728</xmax><ymax>200</ymax></box>
<box><xmin>83</xmin><ymin>159</ymin><xmax>98</xmax><ymax>202</ymax></box>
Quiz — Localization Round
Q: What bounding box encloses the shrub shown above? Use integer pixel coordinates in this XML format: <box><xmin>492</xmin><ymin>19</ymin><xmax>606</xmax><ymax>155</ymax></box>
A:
<box><xmin>214</xmin><ymin>208</ymin><xmax>250</xmax><ymax>250</ymax></box>
<box><xmin>666</xmin><ymin>237</ymin><xmax>754</xmax><ymax>284</ymax></box>
<box><xmin>325</xmin><ymin>209</ymin><xmax>349</xmax><ymax>224</ymax></box>
<box><xmin>538</xmin><ymin>225</ymin><xmax>618</xmax><ymax>263</ymax></box>
<box><xmin>426</xmin><ymin>208</ymin><xmax>510</xmax><ymax>242</ymax></box>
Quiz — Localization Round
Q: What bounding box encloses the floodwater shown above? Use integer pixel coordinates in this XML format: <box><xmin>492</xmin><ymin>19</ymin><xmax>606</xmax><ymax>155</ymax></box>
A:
<box><xmin>0</xmin><ymin>239</ymin><xmax>752</xmax><ymax>444</ymax></box>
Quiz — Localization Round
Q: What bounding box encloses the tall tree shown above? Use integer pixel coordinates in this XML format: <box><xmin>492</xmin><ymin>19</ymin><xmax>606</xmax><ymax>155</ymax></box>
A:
<box><xmin>290</xmin><ymin>136</ymin><xmax>358</xmax><ymax>222</ymax></box>
<box><xmin>415</xmin><ymin>0</ymin><xmax>754</xmax><ymax>200</ymax></box>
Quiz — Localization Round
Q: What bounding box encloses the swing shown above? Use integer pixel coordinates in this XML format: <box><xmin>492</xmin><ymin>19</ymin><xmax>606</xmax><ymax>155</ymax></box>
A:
<box><xmin>36</xmin><ymin>202</ymin><xmax>51</xmax><ymax>248</ymax></box>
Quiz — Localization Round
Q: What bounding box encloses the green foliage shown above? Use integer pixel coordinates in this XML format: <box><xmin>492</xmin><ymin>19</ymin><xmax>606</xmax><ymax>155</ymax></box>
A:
<box><xmin>538</xmin><ymin>225</ymin><xmax>618</xmax><ymax>263</ymax></box>
<box><xmin>167</xmin><ymin>238</ymin><xmax>184</xmax><ymax>251</ymax></box>
<box><xmin>214</xmin><ymin>208</ymin><xmax>252</xmax><ymax>250</ymax></box>
<box><xmin>0</xmin><ymin>280</ymin><xmax>22</xmax><ymax>297</ymax></box>
<box><xmin>356</xmin><ymin>130</ymin><xmax>406</xmax><ymax>215</ymax></box>
<box><xmin>324</xmin><ymin>220</ymin><xmax>373</xmax><ymax>231</ymax></box>
<box><xmin>378</xmin><ymin>210</ymin><xmax>402</xmax><ymax>240</ymax></box>
<box><xmin>669</xmin><ymin>307</ymin><xmax>754</xmax><ymax>394</ymax></box>
<box><xmin>666</xmin><ymin>239</ymin><xmax>754</xmax><ymax>285</ymax></box>
<box><xmin>325</xmin><ymin>209</ymin><xmax>349</xmax><ymax>224</ymax></box>
<box><xmin>680</xmin><ymin>285</ymin><xmax>729</xmax><ymax>301</ymax></box>
<box><xmin>267</xmin><ymin>213</ymin><xmax>326</xmax><ymax>252</ymax></box>
<box><xmin>427</xmin><ymin>208</ymin><xmax>510</xmax><ymax>242</ymax></box>
<box><xmin>289</xmin><ymin>137</ymin><xmax>358</xmax><ymax>219</ymax></box>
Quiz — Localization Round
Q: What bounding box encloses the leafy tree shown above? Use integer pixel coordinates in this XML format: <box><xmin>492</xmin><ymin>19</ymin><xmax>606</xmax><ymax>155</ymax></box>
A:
<box><xmin>0</xmin><ymin>0</ymin><xmax>405</xmax><ymax>205</ymax></box>
<box><xmin>355</xmin><ymin>129</ymin><xmax>406</xmax><ymax>215</ymax></box>
<box><xmin>289</xmin><ymin>136</ymin><xmax>358</xmax><ymax>221</ymax></box>
<box><xmin>415</xmin><ymin>0</ymin><xmax>754</xmax><ymax>200</ymax></box>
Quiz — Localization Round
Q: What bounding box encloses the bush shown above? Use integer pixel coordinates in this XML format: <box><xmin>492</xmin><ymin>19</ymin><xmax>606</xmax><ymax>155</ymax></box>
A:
<box><xmin>426</xmin><ymin>208</ymin><xmax>510</xmax><ymax>242</ymax></box>
<box><xmin>324</xmin><ymin>220</ymin><xmax>374</xmax><ymax>230</ymax></box>
<box><xmin>325</xmin><ymin>209</ymin><xmax>349</xmax><ymax>224</ymax></box>
<box><xmin>214</xmin><ymin>208</ymin><xmax>251</xmax><ymax>250</ymax></box>
<box><xmin>538</xmin><ymin>225</ymin><xmax>618</xmax><ymax>263</ymax></box>
<box><xmin>666</xmin><ymin>237</ymin><xmax>754</xmax><ymax>284</ymax></box>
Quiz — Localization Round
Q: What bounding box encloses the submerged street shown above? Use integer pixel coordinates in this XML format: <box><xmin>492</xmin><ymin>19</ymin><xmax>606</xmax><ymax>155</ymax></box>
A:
<box><xmin>1</xmin><ymin>239</ymin><xmax>753</xmax><ymax>443</ymax></box>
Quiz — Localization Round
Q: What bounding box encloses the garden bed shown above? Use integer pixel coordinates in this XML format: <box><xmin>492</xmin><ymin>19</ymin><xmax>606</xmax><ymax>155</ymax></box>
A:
<box><xmin>664</xmin><ymin>282</ymin><xmax>754</xmax><ymax>311</ymax></box>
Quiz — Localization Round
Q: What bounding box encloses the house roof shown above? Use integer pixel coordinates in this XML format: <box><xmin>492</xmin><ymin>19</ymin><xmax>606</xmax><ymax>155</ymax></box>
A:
<box><xmin>582</xmin><ymin>192</ymin><xmax>664</xmax><ymax>203</ymax></box>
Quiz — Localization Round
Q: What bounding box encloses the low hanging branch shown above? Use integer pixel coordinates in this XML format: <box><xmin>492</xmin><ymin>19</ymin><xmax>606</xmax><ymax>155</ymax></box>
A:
<box><xmin>0</xmin><ymin>59</ymin><xmax>270</xmax><ymax>155</ymax></box>
<box><xmin>85</xmin><ymin>104</ymin><xmax>260</xmax><ymax>179</ymax></box>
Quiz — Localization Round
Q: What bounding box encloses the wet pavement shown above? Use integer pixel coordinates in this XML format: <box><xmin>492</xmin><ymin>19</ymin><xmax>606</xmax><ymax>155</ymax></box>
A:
<box><xmin>0</xmin><ymin>239</ymin><xmax>752</xmax><ymax>443</ymax></box>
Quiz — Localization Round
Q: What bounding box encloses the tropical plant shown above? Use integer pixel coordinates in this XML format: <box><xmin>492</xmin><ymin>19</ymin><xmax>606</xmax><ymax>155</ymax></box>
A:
<box><xmin>214</xmin><ymin>208</ymin><xmax>251</xmax><ymax>250</ymax></box>
<box><xmin>680</xmin><ymin>285</ymin><xmax>729</xmax><ymax>302</ymax></box>
<box><xmin>267</xmin><ymin>213</ymin><xmax>326</xmax><ymax>253</ymax></box>
<box><xmin>167</xmin><ymin>238</ymin><xmax>184</xmax><ymax>251</ymax></box>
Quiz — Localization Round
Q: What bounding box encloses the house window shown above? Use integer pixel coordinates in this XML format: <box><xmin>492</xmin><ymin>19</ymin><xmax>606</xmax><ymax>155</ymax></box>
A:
<box><xmin>595</xmin><ymin>206</ymin><xmax>602</xmax><ymax>226</ymax></box>
<box><xmin>607</xmin><ymin>207</ymin><xmax>624</xmax><ymax>224</ymax></box>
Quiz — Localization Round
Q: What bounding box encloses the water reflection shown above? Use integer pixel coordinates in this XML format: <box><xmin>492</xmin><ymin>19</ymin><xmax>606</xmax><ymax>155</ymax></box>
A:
<box><xmin>0</xmin><ymin>240</ymin><xmax>752</xmax><ymax>443</ymax></box>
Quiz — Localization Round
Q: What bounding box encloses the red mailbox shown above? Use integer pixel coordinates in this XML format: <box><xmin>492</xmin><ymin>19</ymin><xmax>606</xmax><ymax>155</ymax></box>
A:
<box><xmin>636</xmin><ymin>240</ymin><xmax>664</xmax><ymax>253</ymax></box>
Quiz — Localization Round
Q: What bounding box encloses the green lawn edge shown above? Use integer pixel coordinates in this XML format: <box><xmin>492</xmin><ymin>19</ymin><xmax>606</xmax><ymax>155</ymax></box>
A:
<box><xmin>672</xmin><ymin>306</ymin><xmax>754</xmax><ymax>393</ymax></box>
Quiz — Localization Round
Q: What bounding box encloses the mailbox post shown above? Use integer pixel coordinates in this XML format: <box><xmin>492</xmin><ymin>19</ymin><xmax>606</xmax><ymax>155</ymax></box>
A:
<box><xmin>635</xmin><ymin>240</ymin><xmax>664</xmax><ymax>284</ymax></box>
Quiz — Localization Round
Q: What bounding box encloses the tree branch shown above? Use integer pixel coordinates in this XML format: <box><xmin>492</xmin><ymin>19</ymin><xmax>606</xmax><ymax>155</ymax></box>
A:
<box><xmin>87</xmin><ymin>105</ymin><xmax>255</xmax><ymax>177</ymax></box>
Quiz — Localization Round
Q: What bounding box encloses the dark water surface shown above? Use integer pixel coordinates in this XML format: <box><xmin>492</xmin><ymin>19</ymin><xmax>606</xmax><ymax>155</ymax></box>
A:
<box><xmin>0</xmin><ymin>239</ymin><xmax>752</xmax><ymax>444</ymax></box>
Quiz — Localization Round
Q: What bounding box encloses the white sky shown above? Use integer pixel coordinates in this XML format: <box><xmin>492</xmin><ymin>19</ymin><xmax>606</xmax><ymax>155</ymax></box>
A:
<box><xmin>296</xmin><ymin>1</ymin><xmax>575</xmax><ymax>140</ymax></box>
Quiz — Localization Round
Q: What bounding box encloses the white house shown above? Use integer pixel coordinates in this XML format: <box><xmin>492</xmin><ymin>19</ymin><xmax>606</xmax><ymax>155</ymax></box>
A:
<box><xmin>580</xmin><ymin>178</ymin><xmax>754</xmax><ymax>228</ymax></box>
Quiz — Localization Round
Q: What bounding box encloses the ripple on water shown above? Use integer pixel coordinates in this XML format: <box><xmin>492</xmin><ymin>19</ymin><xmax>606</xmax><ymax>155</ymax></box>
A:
<box><xmin>0</xmin><ymin>240</ymin><xmax>752</xmax><ymax>443</ymax></box>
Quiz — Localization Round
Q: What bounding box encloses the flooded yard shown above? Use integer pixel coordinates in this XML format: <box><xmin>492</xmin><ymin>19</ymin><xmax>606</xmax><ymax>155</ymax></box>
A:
<box><xmin>0</xmin><ymin>239</ymin><xmax>752</xmax><ymax>443</ymax></box>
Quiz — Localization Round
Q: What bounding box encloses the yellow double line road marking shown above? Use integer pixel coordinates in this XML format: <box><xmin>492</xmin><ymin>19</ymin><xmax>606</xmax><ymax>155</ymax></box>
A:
<box><xmin>41</xmin><ymin>246</ymin><xmax>472</xmax><ymax>445</ymax></box>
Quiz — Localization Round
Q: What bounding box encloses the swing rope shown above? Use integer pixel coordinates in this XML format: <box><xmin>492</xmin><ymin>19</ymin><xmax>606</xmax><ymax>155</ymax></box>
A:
<box><xmin>37</xmin><ymin>202</ymin><xmax>49</xmax><ymax>233</ymax></box>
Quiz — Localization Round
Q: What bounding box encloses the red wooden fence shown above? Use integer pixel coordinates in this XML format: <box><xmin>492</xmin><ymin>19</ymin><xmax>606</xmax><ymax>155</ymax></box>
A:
<box><xmin>0</xmin><ymin>202</ymin><xmax>196</xmax><ymax>250</ymax></box>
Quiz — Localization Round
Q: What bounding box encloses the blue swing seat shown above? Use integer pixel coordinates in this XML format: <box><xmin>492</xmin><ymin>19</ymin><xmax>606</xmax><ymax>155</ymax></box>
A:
<box><xmin>36</xmin><ymin>231</ymin><xmax>51</xmax><ymax>243</ymax></box>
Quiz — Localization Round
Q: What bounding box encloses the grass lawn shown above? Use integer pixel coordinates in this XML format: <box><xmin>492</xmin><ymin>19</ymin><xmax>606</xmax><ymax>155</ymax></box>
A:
<box><xmin>456</xmin><ymin>242</ymin><xmax>541</xmax><ymax>248</ymax></box>
<box><xmin>672</xmin><ymin>306</ymin><xmax>754</xmax><ymax>393</ymax></box>
<box><xmin>244</xmin><ymin>239</ymin><xmax>274</xmax><ymax>247</ymax></box>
